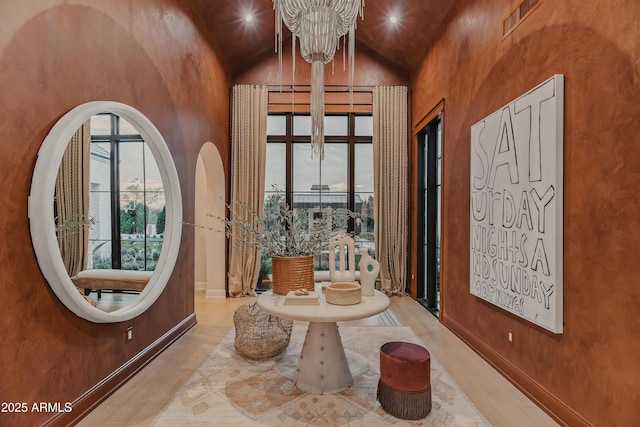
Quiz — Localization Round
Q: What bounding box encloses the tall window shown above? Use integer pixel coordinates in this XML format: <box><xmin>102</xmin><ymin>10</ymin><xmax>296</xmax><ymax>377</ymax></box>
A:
<box><xmin>88</xmin><ymin>113</ymin><xmax>165</xmax><ymax>271</ymax></box>
<box><xmin>264</xmin><ymin>113</ymin><xmax>374</xmax><ymax>278</ymax></box>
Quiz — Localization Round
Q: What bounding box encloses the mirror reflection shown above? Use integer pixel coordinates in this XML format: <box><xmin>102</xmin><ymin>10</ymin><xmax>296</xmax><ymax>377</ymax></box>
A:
<box><xmin>55</xmin><ymin>113</ymin><xmax>165</xmax><ymax>312</ymax></box>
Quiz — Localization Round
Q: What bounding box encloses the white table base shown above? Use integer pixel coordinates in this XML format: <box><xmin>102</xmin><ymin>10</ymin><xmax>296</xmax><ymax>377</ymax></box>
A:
<box><xmin>293</xmin><ymin>322</ymin><xmax>352</xmax><ymax>394</ymax></box>
<box><xmin>256</xmin><ymin>288</ymin><xmax>390</xmax><ymax>394</ymax></box>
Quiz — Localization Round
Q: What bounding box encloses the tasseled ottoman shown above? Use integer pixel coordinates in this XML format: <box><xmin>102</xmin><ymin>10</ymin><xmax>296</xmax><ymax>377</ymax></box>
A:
<box><xmin>377</xmin><ymin>341</ymin><xmax>432</xmax><ymax>420</ymax></box>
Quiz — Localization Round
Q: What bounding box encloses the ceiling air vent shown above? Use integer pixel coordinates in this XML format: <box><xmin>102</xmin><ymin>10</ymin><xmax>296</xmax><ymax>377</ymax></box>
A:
<box><xmin>503</xmin><ymin>0</ymin><xmax>542</xmax><ymax>38</ymax></box>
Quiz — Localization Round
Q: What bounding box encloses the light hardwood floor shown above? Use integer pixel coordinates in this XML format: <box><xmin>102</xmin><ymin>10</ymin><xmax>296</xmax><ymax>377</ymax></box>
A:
<box><xmin>78</xmin><ymin>292</ymin><xmax>560</xmax><ymax>427</ymax></box>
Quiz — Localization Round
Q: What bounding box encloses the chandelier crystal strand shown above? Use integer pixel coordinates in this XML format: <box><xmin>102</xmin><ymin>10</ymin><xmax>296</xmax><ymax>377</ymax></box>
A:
<box><xmin>273</xmin><ymin>0</ymin><xmax>365</xmax><ymax>159</ymax></box>
<box><xmin>292</xmin><ymin>33</ymin><xmax>296</xmax><ymax>113</ymax></box>
<box><xmin>349</xmin><ymin>25</ymin><xmax>355</xmax><ymax>109</ymax></box>
<box><xmin>275</xmin><ymin>0</ymin><xmax>283</xmax><ymax>90</ymax></box>
<box><xmin>311</xmin><ymin>54</ymin><xmax>325</xmax><ymax>159</ymax></box>
<box><xmin>342</xmin><ymin>34</ymin><xmax>346</xmax><ymax>71</ymax></box>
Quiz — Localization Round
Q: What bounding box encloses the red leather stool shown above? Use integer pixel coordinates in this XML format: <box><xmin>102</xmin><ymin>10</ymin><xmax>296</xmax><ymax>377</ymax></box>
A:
<box><xmin>377</xmin><ymin>341</ymin><xmax>432</xmax><ymax>420</ymax></box>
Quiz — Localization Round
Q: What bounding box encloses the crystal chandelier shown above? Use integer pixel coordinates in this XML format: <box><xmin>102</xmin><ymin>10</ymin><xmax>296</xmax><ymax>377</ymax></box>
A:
<box><xmin>274</xmin><ymin>0</ymin><xmax>365</xmax><ymax>159</ymax></box>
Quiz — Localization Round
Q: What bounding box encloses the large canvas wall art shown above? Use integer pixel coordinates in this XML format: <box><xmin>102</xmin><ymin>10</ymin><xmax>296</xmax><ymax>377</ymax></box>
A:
<box><xmin>470</xmin><ymin>74</ymin><xmax>564</xmax><ymax>333</ymax></box>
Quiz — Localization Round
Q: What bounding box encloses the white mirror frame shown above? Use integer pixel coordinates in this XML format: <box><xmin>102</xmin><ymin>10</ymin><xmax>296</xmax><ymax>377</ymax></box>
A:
<box><xmin>29</xmin><ymin>101</ymin><xmax>182</xmax><ymax>323</ymax></box>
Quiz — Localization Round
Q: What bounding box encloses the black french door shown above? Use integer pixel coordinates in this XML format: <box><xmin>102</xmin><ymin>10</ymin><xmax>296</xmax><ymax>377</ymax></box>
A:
<box><xmin>417</xmin><ymin>114</ymin><xmax>441</xmax><ymax>316</ymax></box>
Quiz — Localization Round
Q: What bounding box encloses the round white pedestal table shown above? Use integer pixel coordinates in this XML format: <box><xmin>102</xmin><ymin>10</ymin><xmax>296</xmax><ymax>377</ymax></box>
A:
<box><xmin>256</xmin><ymin>287</ymin><xmax>390</xmax><ymax>394</ymax></box>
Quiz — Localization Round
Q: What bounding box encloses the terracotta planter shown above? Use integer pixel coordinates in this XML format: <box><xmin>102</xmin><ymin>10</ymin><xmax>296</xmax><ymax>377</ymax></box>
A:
<box><xmin>271</xmin><ymin>255</ymin><xmax>315</xmax><ymax>295</ymax></box>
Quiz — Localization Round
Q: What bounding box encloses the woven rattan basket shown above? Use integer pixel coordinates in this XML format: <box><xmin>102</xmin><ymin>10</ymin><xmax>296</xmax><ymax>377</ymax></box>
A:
<box><xmin>233</xmin><ymin>303</ymin><xmax>293</xmax><ymax>360</ymax></box>
<box><xmin>271</xmin><ymin>255</ymin><xmax>315</xmax><ymax>295</ymax></box>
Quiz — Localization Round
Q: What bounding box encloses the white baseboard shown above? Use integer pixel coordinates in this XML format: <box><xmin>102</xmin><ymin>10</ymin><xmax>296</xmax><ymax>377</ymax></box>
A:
<box><xmin>194</xmin><ymin>281</ymin><xmax>206</xmax><ymax>291</ymax></box>
<box><xmin>205</xmin><ymin>289</ymin><xmax>226</xmax><ymax>299</ymax></box>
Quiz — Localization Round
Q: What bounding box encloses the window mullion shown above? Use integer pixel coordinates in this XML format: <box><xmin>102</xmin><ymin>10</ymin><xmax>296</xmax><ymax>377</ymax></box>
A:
<box><xmin>142</xmin><ymin>144</ymin><xmax>147</xmax><ymax>270</ymax></box>
<box><xmin>111</xmin><ymin>114</ymin><xmax>122</xmax><ymax>269</ymax></box>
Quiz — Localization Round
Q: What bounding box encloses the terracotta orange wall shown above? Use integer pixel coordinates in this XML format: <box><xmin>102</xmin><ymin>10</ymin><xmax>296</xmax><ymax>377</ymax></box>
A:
<box><xmin>234</xmin><ymin>43</ymin><xmax>409</xmax><ymax>89</ymax></box>
<box><xmin>0</xmin><ymin>1</ymin><xmax>229</xmax><ymax>426</ymax></box>
<box><xmin>410</xmin><ymin>0</ymin><xmax>640</xmax><ymax>426</ymax></box>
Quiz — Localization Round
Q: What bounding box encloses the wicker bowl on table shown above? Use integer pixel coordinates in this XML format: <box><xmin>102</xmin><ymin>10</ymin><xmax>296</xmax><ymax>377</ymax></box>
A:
<box><xmin>325</xmin><ymin>282</ymin><xmax>362</xmax><ymax>305</ymax></box>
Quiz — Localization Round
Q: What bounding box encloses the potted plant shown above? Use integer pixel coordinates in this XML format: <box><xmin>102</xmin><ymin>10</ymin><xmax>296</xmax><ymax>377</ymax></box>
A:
<box><xmin>205</xmin><ymin>188</ymin><xmax>356</xmax><ymax>295</ymax></box>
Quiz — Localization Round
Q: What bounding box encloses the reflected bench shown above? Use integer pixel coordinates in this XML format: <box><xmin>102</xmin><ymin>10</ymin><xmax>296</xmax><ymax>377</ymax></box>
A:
<box><xmin>71</xmin><ymin>269</ymin><xmax>153</xmax><ymax>298</ymax></box>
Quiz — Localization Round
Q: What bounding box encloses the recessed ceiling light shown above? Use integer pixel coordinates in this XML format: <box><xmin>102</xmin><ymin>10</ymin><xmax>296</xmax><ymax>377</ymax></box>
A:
<box><xmin>244</xmin><ymin>14</ymin><xmax>253</xmax><ymax>23</ymax></box>
<box><xmin>389</xmin><ymin>15</ymin><xmax>398</xmax><ymax>24</ymax></box>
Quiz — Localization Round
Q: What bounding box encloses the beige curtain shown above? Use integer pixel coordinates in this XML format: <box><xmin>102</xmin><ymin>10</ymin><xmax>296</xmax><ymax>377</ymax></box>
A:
<box><xmin>373</xmin><ymin>86</ymin><xmax>409</xmax><ymax>296</ymax></box>
<box><xmin>228</xmin><ymin>85</ymin><xmax>268</xmax><ymax>297</ymax></box>
<box><xmin>55</xmin><ymin>121</ymin><xmax>90</xmax><ymax>277</ymax></box>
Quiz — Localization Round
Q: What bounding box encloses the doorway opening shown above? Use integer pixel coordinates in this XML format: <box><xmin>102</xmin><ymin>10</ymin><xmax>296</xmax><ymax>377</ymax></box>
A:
<box><xmin>417</xmin><ymin>114</ymin><xmax>442</xmax><ymax>317</ymax></box>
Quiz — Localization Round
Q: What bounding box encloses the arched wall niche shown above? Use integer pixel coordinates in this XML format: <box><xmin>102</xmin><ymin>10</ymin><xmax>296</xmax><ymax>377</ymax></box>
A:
<box><xmin>195</xmin><ymin>142</ymin><xmax>226</xmax><ymax>298</ymax></box>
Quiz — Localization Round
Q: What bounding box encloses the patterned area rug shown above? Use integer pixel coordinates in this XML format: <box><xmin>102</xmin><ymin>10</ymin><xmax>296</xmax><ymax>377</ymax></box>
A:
<box><xmin>152</xmin><ymin>322</ymin><xmax>492</xmax><ymax>426</ymax></box>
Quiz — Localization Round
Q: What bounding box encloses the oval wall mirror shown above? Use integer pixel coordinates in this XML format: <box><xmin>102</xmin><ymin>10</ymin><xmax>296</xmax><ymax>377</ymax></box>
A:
<box><xmin>29</xmin><ymin>101</ymin><xmax>182</xmax><ymax>323</ymax></box>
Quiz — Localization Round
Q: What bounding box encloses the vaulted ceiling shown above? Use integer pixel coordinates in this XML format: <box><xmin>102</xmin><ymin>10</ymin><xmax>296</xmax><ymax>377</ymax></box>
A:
<box><xmin>180</xmin><ymin>0</ymin><xmax>456</xmax><ymax>77</ymax></box>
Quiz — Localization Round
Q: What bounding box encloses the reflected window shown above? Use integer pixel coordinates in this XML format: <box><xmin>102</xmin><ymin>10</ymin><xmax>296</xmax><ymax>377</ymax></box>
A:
<box><xmin>88</xmin><ymin>113</ymin><xmax>165</xmax><ymax>271</ymax></box>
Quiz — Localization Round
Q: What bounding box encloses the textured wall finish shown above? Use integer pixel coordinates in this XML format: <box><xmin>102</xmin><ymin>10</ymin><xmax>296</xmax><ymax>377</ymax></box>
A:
<box><xmin>411</xmin><ymin>0</ymin><xmax>640</xmax><ymax>425</ymax></box>
<box><xmin>0</xmin><ymin>1</ymin><xmax>229</xmax><ymax>425</ymax></box>
<box><xmin>233</xmin><ymin>42</ymin><xmax>409</xmax><ymax>88</ymax></box>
